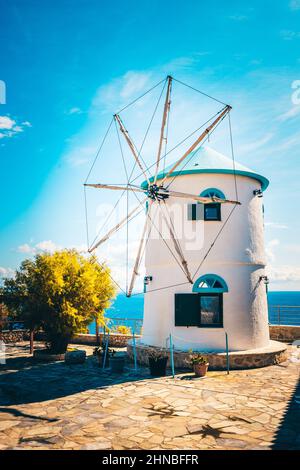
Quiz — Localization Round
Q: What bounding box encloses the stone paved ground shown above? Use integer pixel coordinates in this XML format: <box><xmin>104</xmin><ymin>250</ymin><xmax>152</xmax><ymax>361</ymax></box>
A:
<box><xmin>0</xmin><ymin>342</ymin><xmax>299</xmax><ymax>450</ymax></box>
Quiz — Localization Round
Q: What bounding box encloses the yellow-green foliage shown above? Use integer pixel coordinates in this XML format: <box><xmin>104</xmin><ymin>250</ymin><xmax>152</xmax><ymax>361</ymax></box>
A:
<box><xmin>2</xmin><ymin>249</ymin><xmax>116</xmax><ymax>351</ymax></box>
<box><xmin>115</xmin><ymin>325</ymin><xmax>131</xmax><ymax>335</ymax></box>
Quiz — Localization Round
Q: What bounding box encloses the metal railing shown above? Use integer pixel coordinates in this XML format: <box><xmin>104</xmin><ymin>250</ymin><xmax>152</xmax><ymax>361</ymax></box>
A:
<box><xmin>268</xmin><ymin>305</ymin><xmax>300</xmax><ymax>326</ymax></box>
<box><xmin>98</xmin><ymin>317</ymin><xmax>143</xmax><ymax>335</ymax></box>
<box><xmin>0</xmin><ymin>320</ymin><xmax>26</xmax><ymax>331</ymax></box>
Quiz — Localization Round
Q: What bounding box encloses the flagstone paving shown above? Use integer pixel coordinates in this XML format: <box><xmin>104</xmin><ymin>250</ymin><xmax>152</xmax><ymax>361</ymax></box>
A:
<box><xmin>0</xmin><ymin>342</ymin><xmax>299</xmax><ymax>450</ymax></box>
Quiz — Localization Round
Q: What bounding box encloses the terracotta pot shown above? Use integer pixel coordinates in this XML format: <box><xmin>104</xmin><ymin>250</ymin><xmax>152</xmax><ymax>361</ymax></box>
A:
<box><xmin>193</xmin><ymin>362</ymin><xmax>209</xmax><ymax>377</ymax></box>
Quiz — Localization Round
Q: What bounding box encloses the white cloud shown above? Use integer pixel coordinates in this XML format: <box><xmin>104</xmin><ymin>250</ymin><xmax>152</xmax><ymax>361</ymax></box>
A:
<box><xmin>0</xmin><ymin>115</ymin><xmax>31</xmax><ymax>140</ymax></box>
<box><xmin>35</xmin><ymin>240</ymin><xmax>61</xmax><ymax>252</ymax></box>
<box><xmin>265</xmin><ymin>222</ymin><xmax>288</xmax><ymax>230</ymax></box>
<box><xmin>17</xmin><ymin>243</ymin><xmax>34</xmax><ymax>253</ymax></box>
<box><xmin>17</xmin><ymin>240</ymin><xmax>88</xmax><ymax>255</ymax></box>
<box><xmin>284</xmin><ymin>243</ymin><xmax>300</xmax><ymax>254</ymax></box>
<box><xmin>290</xmin><ymin>0</ymin><xmax>300</xmax><ymax>10</ymax></box>
<box><xmin>280</xmin><ymin>30</ymin><xmax>300</xmax><ymax>40</ymax></box>
<box><xmin>266</xmin><ymin>239</ymin><xmax>280</xmax><ymax>262</ymax></box>
<box><xmin>238</xmin><ymin>133</ymin><xmax>273</xmax><ymax>153</ymax></box>
<box><xmin>0</xmin><ymin>116</ymin><xmax>16</xmax><ymax>129</ymax></box>
<box><xmin>267</xmin><ymin>265</ymin><xmax>300</xmax><ymax>282</ymax></box>
<box><xmin>277</xmin><ymin>105</ymin><xmax>300</xmax><ymax>122</ymax></box>
<box><xmin>66</xmin><ymin>107</ymin><xmax>83</xmax><ymax>115</ymax></box>
<box><xmin>93</xmin><ymin>70</ymin><xmax>152</xmax><ymax>111</ymax></box>
<box><xmin>0</xmin><ymin>266</ymin><xmax>15</xmax><ymax>278</ymax></box>
<box><xmin>66</xmin><ymin>145</ymin><xmax>97</xmax><ymax>167</ymax></box>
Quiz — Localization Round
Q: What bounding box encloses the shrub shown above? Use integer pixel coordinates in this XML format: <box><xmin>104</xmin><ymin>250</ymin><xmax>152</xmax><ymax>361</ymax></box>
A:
<box><xmin>2</xmin><ymin>250</ymin><xmax>116</xmax><ymax>353</ymax></box>
<box><xmin>114</xmin><ymin>325</ymin><xmax>131</xmax><ymax>335</ymax></box>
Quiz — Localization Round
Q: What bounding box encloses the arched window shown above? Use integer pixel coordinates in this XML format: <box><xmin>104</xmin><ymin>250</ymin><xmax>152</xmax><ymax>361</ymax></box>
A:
<box><xmin>192</xmin><ymin>274</ymin><xmax>228</xmax><ymax>293</ymax></box>
<box><xmin>175</xmin><ymin>274</ymin><xmax>227</xmax><ymax>328</ymax></box>
<box><xmin>200</xmin><ymin>188</ymin><xmax>225</xmax><ymax>221</ymax></box>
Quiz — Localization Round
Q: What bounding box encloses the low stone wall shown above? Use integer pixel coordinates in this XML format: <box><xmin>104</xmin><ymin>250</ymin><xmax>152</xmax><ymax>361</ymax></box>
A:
<box><xmin>269</xmin><ymin>325</ymin><xmax>300</xmax><ymax>342</ymax></box>
<box><xmin>127</xmin><ymin>340</ymin><xmax>288</xmax><ymax>370</ymax></box>
<box><xmin>72</xmin><ymin>333</ymin><xmax>141</xmax><ymax>348</ymax></box>
<box><xmin>0</xmin><ymin>329</ymin><xmax>28</xmax><ymax>343</ymax></box>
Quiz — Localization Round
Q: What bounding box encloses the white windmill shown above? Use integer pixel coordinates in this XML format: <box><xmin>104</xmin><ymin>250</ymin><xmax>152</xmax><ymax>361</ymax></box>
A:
<box><xmin>84</xmin><ymin>76</ymin><xmax>285</xmax><ymax>364</ymax></box>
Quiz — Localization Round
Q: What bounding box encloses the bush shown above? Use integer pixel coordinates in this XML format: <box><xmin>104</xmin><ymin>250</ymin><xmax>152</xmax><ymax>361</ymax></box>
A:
<box><xmin>114</xmin><ymin>325</ymin><xmax>131</xmax><ymax>335</ymax></box>
<box><xmin>2</xmin><ymin>250</ymin><xmax>116</xmax><ymax>353</ymax></box>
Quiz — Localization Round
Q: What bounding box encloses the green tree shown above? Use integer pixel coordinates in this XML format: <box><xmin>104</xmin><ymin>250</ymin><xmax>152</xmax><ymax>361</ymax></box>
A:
<box><xmin>2</xmin><ymin>250</ymin><xmax>116</xmax><ymax>352</ymax></box>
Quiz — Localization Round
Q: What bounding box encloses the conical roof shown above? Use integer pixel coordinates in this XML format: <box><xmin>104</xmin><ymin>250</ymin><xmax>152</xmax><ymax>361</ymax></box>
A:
<box><xmin>145</xmin><ymin>146</ymin><xmax>269</xmax><ymax>190</ymax></box>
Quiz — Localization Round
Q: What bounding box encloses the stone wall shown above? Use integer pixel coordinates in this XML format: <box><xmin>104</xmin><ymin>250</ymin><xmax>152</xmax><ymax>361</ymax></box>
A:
<box><xmin>127</xmin><ymin>341</ymin><xmax>288</xmax><ymax>370</ymax></box>
<box><xmin>72</xmin><ymin>333</ymin><xmax>141</xmax><ymax>348</ymax></box>
<box><xmin>269</xmin><ymin>325</ymin><xmax>300</xmax><ymax>342</ymax></box>
<box><xmin>0</xmin><ymin>329</ymin><xmax>28</xmax><ymax>343</ymax></box>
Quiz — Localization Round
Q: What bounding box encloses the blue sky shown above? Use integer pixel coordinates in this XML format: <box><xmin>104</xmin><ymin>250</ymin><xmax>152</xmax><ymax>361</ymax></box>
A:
<box><xmin>1</xmin><ymin>0</ymin><xmax>300</xmax><ymax>290</ymax></box>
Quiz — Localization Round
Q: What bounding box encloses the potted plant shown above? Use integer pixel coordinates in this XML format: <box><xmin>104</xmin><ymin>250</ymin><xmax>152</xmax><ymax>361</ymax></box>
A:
<box><xmin>190</xmin><ymin>353</ymin><xmax>209</xmax><ymax>377</ymax></box>
<box><xmin>148</xmin><ymin>349</ymin><xmax>168</xmax><ymax>377</ymax></box>
<box><xmin>93</xmin><ymin>344</ymin><xmax>115</xmax><ymax>367</ymax></box>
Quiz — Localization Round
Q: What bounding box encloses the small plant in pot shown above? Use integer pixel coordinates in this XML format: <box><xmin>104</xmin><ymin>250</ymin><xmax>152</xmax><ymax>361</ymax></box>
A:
<box><xmin>148</xmin><ymin>349</ymin><xmax>168</xmax><ymax>377</ymax></box>
<box><xmin>190</xmin><ymin>353</ymin><xmax>209</xmax><ymax>377</ymax></box>
<box><xmin>93</xmin><ymin>344</ymin><xmax>115</xmax><ymax>367</ymax></box>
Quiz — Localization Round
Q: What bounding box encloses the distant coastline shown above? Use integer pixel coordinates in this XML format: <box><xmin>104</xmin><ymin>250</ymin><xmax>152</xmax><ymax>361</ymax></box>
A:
<box><xmin>89</xmin><ymin>290</ymin><xmax>300</xmax><ymax>333</ymax></box>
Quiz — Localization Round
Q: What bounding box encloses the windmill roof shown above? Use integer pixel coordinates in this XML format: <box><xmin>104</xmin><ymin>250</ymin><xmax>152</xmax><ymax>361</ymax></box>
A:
<box><xmin>143</xmin><ymin>146</ymin><xmax>269</xmax><ymax>191</ymax></box>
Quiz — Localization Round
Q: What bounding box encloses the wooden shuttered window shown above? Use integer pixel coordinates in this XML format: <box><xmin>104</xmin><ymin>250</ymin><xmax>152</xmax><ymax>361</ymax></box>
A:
<box><xmin>175</xmin><ymin>293</ymin><xmax>200</xmax><ymax>326</ymax></box>
<box><xmin>175</xmin><ymin>293</ymin><xmax>223</xmax><ymax>328</ymax></box>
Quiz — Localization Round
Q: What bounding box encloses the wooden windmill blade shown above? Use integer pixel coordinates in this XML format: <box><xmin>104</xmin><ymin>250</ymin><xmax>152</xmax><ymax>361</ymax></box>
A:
<box><xmin>88</xmin><ymin>196</ymin><xmax>148</xmax><ymax>253</ymax></box>
<box><xmin>127</xmin><ymin>201</ymin><xmax>153</xmax><ymax>297</ymax></box>
<box><xmin>159</xmin><ymin>105</ymin><xmax>232</xmax><ymax>187</ymax></box>
<box><xmin>114</xmin><ymin>114</ymin><xmax>151</xmax><ymax>187</ymax></box>
<box><xmin>162</xmin><ymin>189</ymin><xmax>241</xmax><ymax>205</ymax></box>
<box><xmin>158</xmin><ymin>202</ymin><xmax>193</xmax><ymax>284</ymax></box>
<box><xmin>154</xmin><ymin>76</ymin><xmax>172</xmax><ymax>183</ymax></box>
<box><xmin>84</xmin><ymin>183</ymin><xmax>145</xmax><ymax>194</ymax></box>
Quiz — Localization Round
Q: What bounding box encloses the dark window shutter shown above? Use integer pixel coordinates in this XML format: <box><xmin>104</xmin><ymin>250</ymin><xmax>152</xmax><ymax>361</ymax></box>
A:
<box><xmin>175</xmin><ymin>294</ymin><xmax>199</xmax><ymax>327</ymax></box>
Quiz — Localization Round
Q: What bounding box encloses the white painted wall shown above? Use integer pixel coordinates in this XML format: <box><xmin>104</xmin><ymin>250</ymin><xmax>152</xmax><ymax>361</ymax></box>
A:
<box><xmin>142</xmin><ymin>172</ymin><xmax>270</xmax><ymax>352</ymax></box>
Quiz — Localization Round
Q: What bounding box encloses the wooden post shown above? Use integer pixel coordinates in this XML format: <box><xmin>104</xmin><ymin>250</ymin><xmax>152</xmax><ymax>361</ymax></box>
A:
<box><xmin>95</xmin><ymin>319</ymin><xmax>100</xmax><ymax>344</ymax></box>
<box><xmin>30</xmin><ymin>330</ymin><xmax>34</xmax><ymax>354</ymax></box>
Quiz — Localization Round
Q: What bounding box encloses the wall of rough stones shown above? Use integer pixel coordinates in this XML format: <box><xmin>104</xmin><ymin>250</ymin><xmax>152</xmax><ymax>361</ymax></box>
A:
<box><xmin>269</xmin><ymin>325</ymin><xmax>300</xmax><ymax>342</ymax></box>
<box><xmin>0</xmin><ymin>329</ymin><xmax>28</xmax><ymax>343</ymax></box>
<box><xmin>1</xmin><ymin>325</ymin><xmax>299</xmax><ymax>349</ymax></box>
<box><xmin>127</xmin><ymin>342</ymin><xmax>288</xmax><ymax>370</ymax></box>
<box><xmin>71</xmin><ymin>333</ymin><xmax>141</xmax><ymax>348</ymax></box>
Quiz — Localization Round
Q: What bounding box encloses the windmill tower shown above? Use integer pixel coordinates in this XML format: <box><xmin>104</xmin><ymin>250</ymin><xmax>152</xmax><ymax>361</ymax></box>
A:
<box><xmin>141</xmin><ymin>146</ymin><xmax>270</xmax><ymax>352</ymax></box>
<box><xmin>85</xmin><ymin>76</ymin><xmax>285</xmax><ymax>363</ymax></box>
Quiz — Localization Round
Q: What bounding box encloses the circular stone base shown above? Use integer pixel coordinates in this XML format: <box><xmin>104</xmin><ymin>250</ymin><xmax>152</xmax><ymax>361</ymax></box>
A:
<box><xmin>65</xmin><ymin>349</ymin><xmax>86</xmax><ymax>365</ymax></box>
<box><xmin>33</xmin><ymin>349</ymin><xmax>65</xmax><ymax>362</ymax></box>
<box><xmin>127</xmin><ymin>340</ymin><xmax>288</xmax><ymax>370</ymax></box>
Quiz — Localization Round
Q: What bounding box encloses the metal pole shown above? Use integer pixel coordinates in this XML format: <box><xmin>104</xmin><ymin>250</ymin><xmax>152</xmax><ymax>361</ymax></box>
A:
<box><xmin>102</xmin><ymin>331</ymin><xmax>110</xmax><ymax>370</ymax></box>
<box><xmin>132</xmin><ymin>329</ymin><xmax>137</xmax><ymax>372</ymax></box>
<box><xmin>225</xmin><ymin>332</ymin><xmax>230</xmax><ymax>375</ymax></box>
<box><xmin>169</xmin><ymin>334</ymin><xmax>175</xmax><ymax>378</ymax></box>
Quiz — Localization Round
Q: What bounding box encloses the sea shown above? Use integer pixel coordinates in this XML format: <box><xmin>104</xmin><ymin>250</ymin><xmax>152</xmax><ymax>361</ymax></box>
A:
<box><xmin>89</xmin><ymin>291</ymin><xmax>300</xmax><ymax>333</ymax></box>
